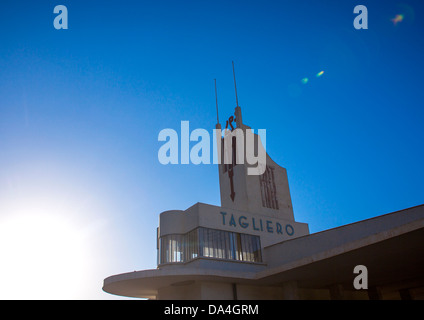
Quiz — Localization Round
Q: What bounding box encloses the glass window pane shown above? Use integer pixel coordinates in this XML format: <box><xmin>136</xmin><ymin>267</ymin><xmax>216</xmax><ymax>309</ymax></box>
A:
<box><xmin>198</xmin><ymin>228</ymin><xmax>204</xmax><ymax>257</ymax></box>
<box><xmin>225</xmin><ymin>231</ymin><xmax>231</xmax><ymax>259</ymax></box>
<box><xmin>246</xmin><ymin>234</ymin><xmax>253</xmax><ymax>262</ymax></box>
<box><xmin>236</xmin><ymin>233</ymin><xmax>242</xmax><ymax>261</ymax></box>
<box><xmin>158</xmin><ymin>228</ymin><xmax>262</xmax><ymax>264</ymax></box>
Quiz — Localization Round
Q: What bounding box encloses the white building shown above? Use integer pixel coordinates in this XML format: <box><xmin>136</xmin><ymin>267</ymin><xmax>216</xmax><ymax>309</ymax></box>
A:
<box><xmin>103</xmin><ymin>103</ymin><xmax>424</xmax><ymax>300</ymax></box>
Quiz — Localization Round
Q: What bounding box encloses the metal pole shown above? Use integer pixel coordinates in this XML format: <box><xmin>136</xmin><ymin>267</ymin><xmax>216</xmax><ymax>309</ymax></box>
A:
<box><xmin>232</xmin><ymin>61</ymin><xmax>239</xmax><ymax>107</ymax></box>
<box><xmin>214</xmin><ymin>79</ymin><xmax>219</xmax><ymax>124</ymax></box>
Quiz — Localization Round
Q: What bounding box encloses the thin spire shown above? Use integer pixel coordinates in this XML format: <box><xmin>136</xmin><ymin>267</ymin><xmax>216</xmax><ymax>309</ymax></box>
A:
<box><xmin>232</xmin><ymin>61</ymin><xmax>239</xmax><ymax>107</ymax></box>
<box><xmin>214</xmin><ymin>79</ymin><xmax>219</xmax><ymax>124</ymax></box>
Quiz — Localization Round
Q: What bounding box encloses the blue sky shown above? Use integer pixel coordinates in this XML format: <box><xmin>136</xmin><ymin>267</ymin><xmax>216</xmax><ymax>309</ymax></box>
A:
<box><xmin>0</xmin><ymin>0</ymin><xmax>423</xmax><ymax>299</ymax></box>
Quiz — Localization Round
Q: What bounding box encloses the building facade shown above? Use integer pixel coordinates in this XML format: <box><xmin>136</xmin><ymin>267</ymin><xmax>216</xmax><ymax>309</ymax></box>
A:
<box><xmin>103</xmin><ymin>105</ymin><xmax>424</xmax><ymax>300</ymax></box>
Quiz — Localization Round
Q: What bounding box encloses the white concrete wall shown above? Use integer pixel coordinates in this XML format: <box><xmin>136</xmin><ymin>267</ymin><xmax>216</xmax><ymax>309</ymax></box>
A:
<box><xmin>218</xmin><ymin>127</ymin><xmax>296</xmax><ymax>221</ymax></box>
<box><xmin>159</xmin><ymin>202</ymin><xmax>309</xmax><ymax>248</ymax></box>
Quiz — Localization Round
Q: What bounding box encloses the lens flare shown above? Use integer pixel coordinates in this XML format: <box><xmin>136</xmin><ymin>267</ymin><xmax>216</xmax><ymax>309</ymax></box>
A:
<box><xmin>391</xmin><ymin>14</ymin><xmax>404</xmax><ymax>26</ymax></box>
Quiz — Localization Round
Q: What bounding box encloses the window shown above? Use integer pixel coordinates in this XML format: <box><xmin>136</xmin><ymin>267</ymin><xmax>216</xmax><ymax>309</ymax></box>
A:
<box><xmin>159</xmin><ymin>234</ymin><xmax>184</xmax><ymax>263</ymax></box>
<box><xmin>260</xmin><ymin>165</ymin><xmax>279</xmax><ymax>210</ymax></box>
<box><xmin>159</xmin><ymin>227</ymin><xmax>262</xmax><ymax>265</ymax></box>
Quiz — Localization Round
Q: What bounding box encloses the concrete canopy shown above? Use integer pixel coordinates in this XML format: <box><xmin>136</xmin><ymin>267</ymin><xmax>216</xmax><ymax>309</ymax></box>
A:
<box><xmin>103</xmin><ymin>205</ymin><xmax>424</xmax><ymax>299</ymax></box>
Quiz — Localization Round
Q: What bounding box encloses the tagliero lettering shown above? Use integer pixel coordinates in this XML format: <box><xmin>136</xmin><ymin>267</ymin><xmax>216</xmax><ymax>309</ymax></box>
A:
<box><xmin>219</xmin><ymin>211</ymin><xmax>295</xmax><ymax>236</ymax></box>
<box><xmin>158</xmin><ymin>121</ymin><xmax>267</xmax><ymax>175</ymax></box>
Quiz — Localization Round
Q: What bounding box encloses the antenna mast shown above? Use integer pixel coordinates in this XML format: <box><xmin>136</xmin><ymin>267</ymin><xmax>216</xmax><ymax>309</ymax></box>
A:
<box><xmin>214</xmin><ymin>79</ymin><xmax>220</xmax><ymax>124</ymax></box>
<box><xmin>232</xmin><ymin>61</ymin><xmax>239</xmax><ymax>107</ymax></box>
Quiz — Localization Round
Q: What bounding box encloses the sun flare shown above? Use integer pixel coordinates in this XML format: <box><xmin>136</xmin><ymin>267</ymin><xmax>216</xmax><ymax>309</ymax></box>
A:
<box><xmin>0</xmin><ymin>213</ymin><xmax>91</xmax><ymax>299</ymax></box>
